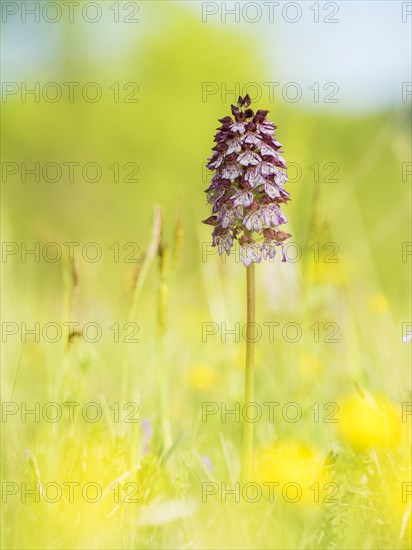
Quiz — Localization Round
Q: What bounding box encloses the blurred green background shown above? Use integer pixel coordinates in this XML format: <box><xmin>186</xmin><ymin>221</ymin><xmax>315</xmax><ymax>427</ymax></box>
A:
<box><xmin>1</xmin><ymin>1</ymin><xmax>411</xmax><ymax>549</ymax></box>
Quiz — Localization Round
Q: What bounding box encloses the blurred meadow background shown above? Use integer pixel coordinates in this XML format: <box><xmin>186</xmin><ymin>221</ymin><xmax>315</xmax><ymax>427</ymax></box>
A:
<box><xmin>1</xmin><ymin>1</ymin><xmax>411</xmax><ymax>548</ymax></box>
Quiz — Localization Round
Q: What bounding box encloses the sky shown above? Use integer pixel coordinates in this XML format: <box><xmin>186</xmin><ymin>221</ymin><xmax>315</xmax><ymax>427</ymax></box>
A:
<box><xmin>1</xmin><ymin>1</ymin><xmax>411</xmax><ymax>113</ymax></box>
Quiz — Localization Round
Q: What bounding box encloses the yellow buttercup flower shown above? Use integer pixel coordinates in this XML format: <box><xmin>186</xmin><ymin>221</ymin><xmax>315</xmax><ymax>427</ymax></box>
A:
<box><xmin>256</xmin><ymin>439</ymin><xmax>330</xmax><ymax>505</ymax></box>
<box><xmin>189</xmin><ymin>365</ymin><xmax>217</xmax><ymax>390</ymax></box>
<box><xmin>337</xmin><ymin>393</ymin><xmax>401</xmax><ymax>451</ymax></box>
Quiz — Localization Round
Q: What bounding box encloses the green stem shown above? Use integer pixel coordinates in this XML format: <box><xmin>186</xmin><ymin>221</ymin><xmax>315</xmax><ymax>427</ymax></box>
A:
<box><xmin>242</xmin><ymin>262</ymin><xmax>255</xmax><ymax>483</ymax></box>
<box><xmin>158</xmin><ymin>335</ymin><xmax>172</xmax><ymax>450</ymax></box>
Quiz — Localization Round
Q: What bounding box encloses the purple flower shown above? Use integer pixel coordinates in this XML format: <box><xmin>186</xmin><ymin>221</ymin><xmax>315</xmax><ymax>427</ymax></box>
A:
<box><xmin>202</xmin><ymin>95</ymin><xmax>291</xmax><ymax>264</ymax></box>
<box><xmin>244</xmin><ymin>166</ymin><xmax>266</xmax><ymax>187</ymax></box>
<box><xmin>260</xmin><ymin>160</ymin><xmax>279</xmax><ymax>176</ymax></box>
<box><xmin>207</xmin><ymin>153</ymin><xmax>224</xmax><ymax>170</ymax></box>
<box><xmin>231</xmin><ymin>188</ymin><xmax>254</xmax><ymax>207</ymax></box>
<box><xmin>262</xmin><ymin>229</ymin><xmax>292</xmax><ymax>263</ymax></box>
<box><xmin>259</xmin><ymin>142</ymin><xmax>278</xmax><ymax>157</ymax></box>
<box><xmin>212</xmin><ymin>226</ymin><xmax>234</xmax><ymax>256</ymax></box>
<box><xmin>142</xmin><ymin>419</ymin><xmax>153</xmax><ymax>454</ymax></box>
<box><xmin>263</xmin><ymin>179</ymin><xmax>281</xmax><ymax>199</ymax></box>
<box><xmin>261</xmin><ymin>239</ymin><xmax>277</xmax><ymax>260</ymax></box>
<box><xmin>220</xmin><ymin>161</ymin><xmax>242</xmax><ymax>180</ymax></box>
<box><xmin>261</xmin><ymin>203</ymin><xmax>287</xmax><ymax>228</ymax></box>
<box><xmin>217</xmin><ymin>203</ymin><xmax>238</xmax><ymax>228</ymax></box>
<box><xmin>273</xmin><ymin>168</ymin><xmax>288</xmax><ymax>185</ymax></box>
<box><xmin>239</xmin><ymin>235</ymin><xmax>262</xmax><ymax>267</ymax></box>
<box><xmin>201</xmin><ymin>455</ymin><xmax>214</xmax><ymax>472</ymax></box>
<box><xmin>226</xmin><ymin>138</ymin><xmax>242</xmax><ymax>154</ymax></box>
<box><xmin>243</xmin><ymin>132</ymin><xmax>261</xmax><ymax>146</ymax></box>
<box><xmin>230</xmin><ymin>121</ymin><xmax>246</xmax><ymax>134</ymax></box>
<box><xmin>237</xmin><ymin>150</ymin><xmax>260</xmax><ymax>166</ymax></box>
<box><xmin>243</xmin><ymin>207</ymin><xmax>263</xmax><ymax>232</ymax></box>
<box><xmin>207</xmin><ymin>186</ymin><xmax>226</xmax><ymax>204</ymax></box>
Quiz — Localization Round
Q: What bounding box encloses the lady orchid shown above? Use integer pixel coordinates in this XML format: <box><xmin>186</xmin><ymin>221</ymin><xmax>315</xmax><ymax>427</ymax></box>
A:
<box><xmin>203</xmin><ymin>95</ymin><xmax>291</xmax><ymax>267</ymax></box>
<box><xmin>201</xmin><ymin>95</ymin><xmax>293</xmax><ymax>482</ymax></box>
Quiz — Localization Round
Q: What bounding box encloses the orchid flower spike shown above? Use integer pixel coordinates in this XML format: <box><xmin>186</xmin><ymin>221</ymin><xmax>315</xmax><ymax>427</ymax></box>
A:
<box><xmin>203</xmin><ymin>95</ymin><xmax>291</xmax><ymax>266</ymax></box>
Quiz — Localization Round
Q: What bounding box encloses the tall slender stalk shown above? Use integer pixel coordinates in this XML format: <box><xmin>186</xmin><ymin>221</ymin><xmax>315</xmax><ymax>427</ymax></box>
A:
<box><xmin>157</xmin><ymin>235</ymin><xmax>173</xmax><ymax>451</ymax></box>
<box><xmin>157</xmin><ymin>202</ymin><xmax>184</xmax><ymax>452</ymax></box>
<box><xmin>158</xmin><ymin>334</ymin><xmax>172</xmax><ymax>450</ymax></box>
<box><xmin>121</xmin><ymin>206</ymin><xmax>162</xmax><ymax>404</ymax></box>
<box><xmin>242</xmin><ymin>262</ymin><xmax>255</xmax><ymax>483</ymax></box>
